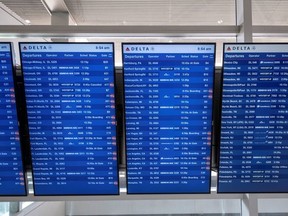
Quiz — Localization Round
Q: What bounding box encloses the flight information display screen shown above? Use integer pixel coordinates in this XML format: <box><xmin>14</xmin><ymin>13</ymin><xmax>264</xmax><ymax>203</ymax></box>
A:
<box><xmin>123</xmin><ymin>43</ymin><xmax>215</xmax><ymax>194</ymax></box>
<box><xmin>0</xmin><ymin>43</ymin><xmax>26</xmax><ymax>196</ymax></box>
<box><xmin>218</xmin><ymin>43</ymin><xmax>288</xmax><ymax>193</ymax></box>
<box><xmin>20</xmin><ymin>43</ymin><xmax>119</xmax><ymax>195</ymax></box>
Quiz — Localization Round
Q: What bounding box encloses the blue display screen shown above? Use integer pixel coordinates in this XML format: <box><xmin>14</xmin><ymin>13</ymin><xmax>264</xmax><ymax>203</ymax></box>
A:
<box><xmin>218</xmin><ymin>43</ymin><xmax>288</xmax><ymax>193</ymax></box>
<box><xmin>123</xmin><ymin>44</ymin><xmax>215</xmax><ymax>194</ymax></box>
<box><xmin>20</xmin><ymin>43</ymin><xmax>119</xmax><ymax>195</ymax></box>
<box><xmin>0</xmin><ymin>43</ymin><xmax>26</xmax><ymax>196</ymax></box>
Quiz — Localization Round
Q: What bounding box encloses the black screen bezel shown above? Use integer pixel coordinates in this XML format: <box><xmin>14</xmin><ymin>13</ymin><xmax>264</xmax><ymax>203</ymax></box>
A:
<box><xmin>122</xmin><ymin>42</ymin><xmax>216</xmax><ymax>195</ymax></box>
<box><xmin>19</xmin><ymin>42</ymin><xmax>120</xmax><ymax>196</ymax></box>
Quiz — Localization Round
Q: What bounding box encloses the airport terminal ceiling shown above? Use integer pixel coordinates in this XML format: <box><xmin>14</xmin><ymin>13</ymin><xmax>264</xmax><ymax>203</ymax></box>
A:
<box><xmin>0</xmin><ymin>0</ymin><xmax>287</xmax><ymax>26</ymax></box>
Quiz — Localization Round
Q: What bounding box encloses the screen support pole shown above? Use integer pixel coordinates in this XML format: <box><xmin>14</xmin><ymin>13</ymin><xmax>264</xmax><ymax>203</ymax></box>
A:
<box><xmin>241</xmin><ymin>194</ymin><xmax>258</xmax><ymax>216</ymax></box>
<box><xmin>236</xmin><ymin>0</ymin><xmax>253</xmax><ymax>42</ymax></box>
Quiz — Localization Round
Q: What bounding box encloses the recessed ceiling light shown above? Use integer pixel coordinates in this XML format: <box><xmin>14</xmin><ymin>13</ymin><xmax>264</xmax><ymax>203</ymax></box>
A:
<box><xmin>217</xmin><ymin>19</ymin><xmax>223</xmax><ymax>24</ymax></box>
<box><xmin>25</xmin><ymin>20</ymin><xmax>31</xmax><ymax>24</ymax></box>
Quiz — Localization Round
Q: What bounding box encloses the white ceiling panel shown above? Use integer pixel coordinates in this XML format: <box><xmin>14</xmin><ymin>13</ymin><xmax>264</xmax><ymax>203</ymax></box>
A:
<box><xmin>0</xmin><ymin>3</ymin><xmax>26</xmax><ymax>25</ymax></box>
<box><xmin>64</xmin><ymin>0</ymin><xmax>235</xmax><ymax>25</ymax></box>
<box><xmin>1</xmin><ymin>0</ymin><xmax>51</xmax><ymax>25</ymax></box>
<box><xmin>253</xmin><ymin>0</ymin><xmax>288</xmax><ymax>25</ymax></box>
<box><xmin>0</xmin><ymin>0</ymin><xmax>287</xmax><ymax>26</ymax></box>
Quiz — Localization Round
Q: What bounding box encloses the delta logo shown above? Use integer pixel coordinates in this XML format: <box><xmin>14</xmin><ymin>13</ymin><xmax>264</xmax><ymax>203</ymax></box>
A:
<box><xmin>226</xmin><ymin>46</ymin><xmax>256</xmax><ymax>51</ymax></box>
<box><xmin>125</xmin><ymin>46</ymin><xmax>154</xmax><ymax>52</ymax></box>
<box><xmin>24</xmin><ymin>45</ymin><xmax>50</xmax><ymax>50</ymax></box>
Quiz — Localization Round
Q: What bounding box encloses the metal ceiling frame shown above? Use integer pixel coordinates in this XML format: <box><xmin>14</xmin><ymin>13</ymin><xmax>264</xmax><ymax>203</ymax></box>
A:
<box><xmin>0</xmin><ymin>25</ymin><xmax>239</xmax><ymax>37</ymax></box>
<box><xmin>0</xmin><ymin>25</ymin><xmax>287</xmax><ymax>38</ymax></box>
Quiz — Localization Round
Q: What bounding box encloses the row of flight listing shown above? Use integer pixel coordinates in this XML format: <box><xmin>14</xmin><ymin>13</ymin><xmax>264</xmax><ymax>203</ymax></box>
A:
<box><xmin>0</xmin><ymin>42</ymin><xmax>288</xmax><ymax>196</ymax></box>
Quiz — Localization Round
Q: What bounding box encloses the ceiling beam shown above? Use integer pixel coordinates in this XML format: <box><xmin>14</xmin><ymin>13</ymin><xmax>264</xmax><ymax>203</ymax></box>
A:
<box><xmin>236</xmin><ymin>0</ymin><xmax>253</xmax><ymax>42</ymax></box>
<box><xmin>40</xmin><ymin>0</ymin><xmax>77</xmax><ymax>25</ymax></box>
<box><xmin>41</xmin><ymin>0</ymin><xmax>68</xmax><ymax>12</ymax></box>
<box><xmin>0</xmin><ymin>25</ymin><xmax>239</xmax><ymax>38</ymax></box>
<box><xmin>1</xmin><ymin>25</ymin><xmax>286</xmax><ymax>38</ymax></box>
<box><xmin>253</xmin><ymin>26</ymin><xmax>288</xmax><ymax>37</ymax></box>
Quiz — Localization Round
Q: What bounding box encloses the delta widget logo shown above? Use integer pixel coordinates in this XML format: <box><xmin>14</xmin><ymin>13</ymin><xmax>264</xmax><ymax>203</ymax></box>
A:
<box><xmin>226</xmin><ymin>45</ymin><xmax>256</xmax><ymax>51</ymax></box>
<box><xmin>23</xmin><ymin>45</ymin><xmax>50</xmax><ymax>51</ymax></box>
<box><xmin>125</xmin><ymin>46</ymin><xmax>154</xmax><ymax>52</ymax></box>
